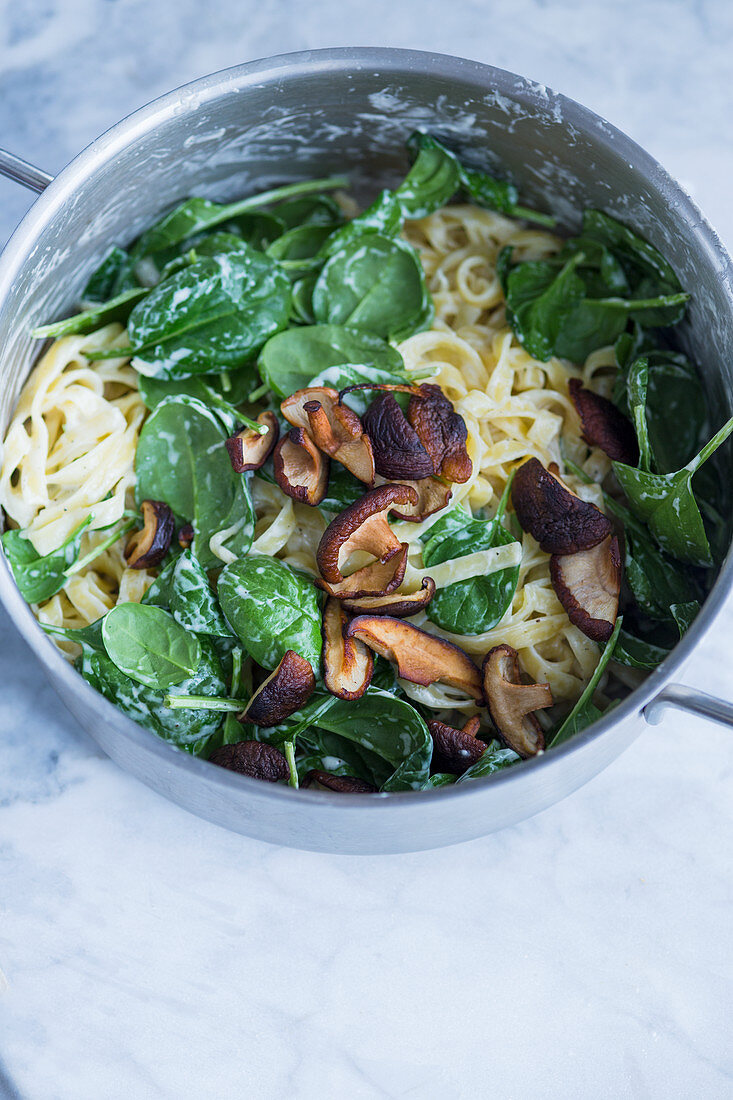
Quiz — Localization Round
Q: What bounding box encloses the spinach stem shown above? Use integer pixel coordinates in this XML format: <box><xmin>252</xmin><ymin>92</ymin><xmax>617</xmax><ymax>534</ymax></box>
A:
<box><xmin>247</xmin><ymin>382</ymin><xmax>269</xmax><ymax>402</ymax></box>
<box><xmin>164</xmin><ymin>695</ymin><xmax>246</xmax><ymax>711</ymax></box>
<box><xmin>687</xmin><ymin>414</ymin><xmax>733</xmax><ymax>473</ymax></box>
<box><xmin>237</xmin><ymin>414</ymin><xmax>269</xmax><ymax>436</ymax></box>
<box><xmin>219</xmin><ymin>370</ymin><xmax>232</xmax><ymax>393</ymax></box>
<box><xmin>64</xmin><ymin>518</ymin><xmax>136</xmax><ymax>578</ymax></box>
<box><xmin>284</xmin><ymin>741</ymin><xmax>299</xmax><ymax>788</ymax></box>
<box><xmin>511</xmin><ymin>205</ymin><xmax>556</xmax><ymax>229</ymax></box>
<box><xmin>215</xmin><ymin>176</ymin><xmax>349</xmax><ymax>220</ymax></box>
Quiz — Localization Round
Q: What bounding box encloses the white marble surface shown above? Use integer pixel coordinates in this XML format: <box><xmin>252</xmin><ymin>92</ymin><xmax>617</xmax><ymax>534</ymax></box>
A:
<box><xmin>1</xmin><ymin>3</ymin><xmax>733</xmax><ymax>1098</ymax></box>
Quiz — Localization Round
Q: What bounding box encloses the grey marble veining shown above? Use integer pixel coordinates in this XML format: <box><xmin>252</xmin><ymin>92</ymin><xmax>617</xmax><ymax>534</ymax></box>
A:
<box><xmin>1</xmin><ymin>3</ymin><xmax>732</xmax><ymax>1098</ymax></box>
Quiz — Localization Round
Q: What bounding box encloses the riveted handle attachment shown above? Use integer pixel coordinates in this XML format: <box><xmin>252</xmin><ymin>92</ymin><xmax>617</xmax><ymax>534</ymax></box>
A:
<box><xmin>644</xmin><ymin>684</ymin><xmax>733</xmax><ymax>729</ymax></box>
<box><xmin>0</xmin><ymin>149</ymin><xmax>54</xmax><ymax>193</ymax></box>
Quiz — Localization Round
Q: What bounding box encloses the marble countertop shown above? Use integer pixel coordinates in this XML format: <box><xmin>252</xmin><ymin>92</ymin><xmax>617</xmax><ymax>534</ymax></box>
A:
<box><xmin>1</xmin><ymin>3</ymin><xmax>732</xmax><ymax>1097</ymax></box>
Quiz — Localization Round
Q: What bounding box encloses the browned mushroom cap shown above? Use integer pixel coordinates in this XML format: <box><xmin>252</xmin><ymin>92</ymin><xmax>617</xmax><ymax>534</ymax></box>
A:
<box><xmin>281</xmin><ymin>386</ymin><xmax>339</xmax><ymax>430</ymax></box>
<box><xmin>340</xmin><ymin>577</ymin><xmax>436</xmax><ymax>618</ymax></box>
<box><xmin>208</xmin><ymin>740</ymin><xmax>289</xmax><ymax>782</ymax></box>
<box><xmin>177</xmin><ymin>523</ymin><xmax>194</xmax><ymax>550</ymax></box>
<box><xmin>407</xmin><ymin>384</ymin><xmax>472</xmax><ymax>483</ymax></box>
<box><xmin>428</xmin><ymin>716</ymin><xmax>487</xmax><ymax>774</ymax></box>
<box><xmin>322</xmin><ymin>597</ymin><xmax>374</xmax><ymax>699</ymax></box>
<box><xmin>282</xmin><ymin>387</ymin><xmax>374</xmax><ymax>484</ymax></box>
<box><xmin>317</xmin><ymin>547</ymin><xmax>408</xmax><ymax>600</ymax></box>
<box><xmin>345</xmin><ymin>616</ymin><xmax>484</xmax><ymax>700</ymax></box>
<box><xmin>273</xmin><ymin>427</ymin><xmax>329</xmax><ymax>506</ymax></box>
<box><xmin>387</xmin><ymin>477</ymin><xmax>452</xmax><ymax>521</ymax></box>
<box><xmin>301</xmin><ymin>770</ymin><xmax>378</xmax><ymax>793</ymax></box>
<box><xmin>238</xmin><ymin>650</ymin><xmax>316</xmax><ymax>726</ymax></box>
<box><xmin>550</xmin><ymin>535</ymin><xmax>622</xmax><ymax>643</ymax></box>
<box><xmin>225</xmin><ymin>411</ymin><xmax>279</xmax><ymax>473</ymax></box>
<box><xmin>316</xmin><ymin>484</ymin><xmax>416</xmax><ymax>583</ymax></box>
<box><xmin>482</xmin><ymin>644</ymin><xmax>553</xmax><ymax>758</ymax></box>
<box><xmin>511</xmin><ymin>457</ymin><xmax>612</xmax><ymax>554</ymax></box>
<box><xmin>124</xmin><ymin>499</ymin><xmax>175</xmax><ymax>569</ymax></box>
<box><xmin>568</xmin><ymin>379</ymin><xmax>639</xmax><ymax>466</ymax></box>
<box><xmin>362</xmin><ymin>392</ymin><xmax>435</xmax><ymax>480</ymax></box>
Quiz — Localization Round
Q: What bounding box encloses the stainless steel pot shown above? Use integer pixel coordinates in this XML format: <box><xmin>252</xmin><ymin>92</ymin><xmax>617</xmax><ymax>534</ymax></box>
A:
<box><xmin>1</xmin><ymin>48</ymin><xmax>732</xmax><ymax>854</ymax></box>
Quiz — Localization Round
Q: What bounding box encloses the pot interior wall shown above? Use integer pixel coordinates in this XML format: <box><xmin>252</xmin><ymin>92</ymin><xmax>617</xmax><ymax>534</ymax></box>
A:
<box><xmin>2</xmin><ymin>56</ymin><xmax>732</xmax><ymax>442</ymax></box>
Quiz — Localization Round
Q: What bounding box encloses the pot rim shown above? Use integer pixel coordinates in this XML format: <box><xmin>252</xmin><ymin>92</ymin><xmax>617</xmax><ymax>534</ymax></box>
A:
<box><xmin>1</xmin><ymin>46</ymin><xmax>731</xmax><ymax>810</ymax></box>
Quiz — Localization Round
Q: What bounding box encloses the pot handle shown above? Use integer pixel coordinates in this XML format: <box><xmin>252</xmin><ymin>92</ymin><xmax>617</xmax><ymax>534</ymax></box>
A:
<box><xmin>644</xmin><ymin>684</ymin><xmax>733</xmax><ymax>729</ymax></box>
<box><xmin>0</xmin><ymin>149</ymin><xmax>53</xmax><ymax>193</ymax></box>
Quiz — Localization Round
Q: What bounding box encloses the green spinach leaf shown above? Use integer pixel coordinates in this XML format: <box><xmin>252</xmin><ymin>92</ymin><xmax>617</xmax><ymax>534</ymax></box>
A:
<box><xmin>626</xmin><ymin>356</ymin><xmax>652</xmax><ymax>471</ymax></box>
<box><xmin>217</xmin><ymin>556</ymin><xmax>322</xmax><ymax>673</ymax></box>
<box><xmin>167</xmin><ymin>550</ymin><xmax>232</xmax><ymax>637</ymax></box>
<box><xmin>258</xmin><ymin>323</ymin><xmax>405</xmax><ymax>397</ymax></box>
<box><xmin>82</xmin><ymin>246</ymin><xmax>132</xmax><ymax>303</ymax></box>
<box><xmin>77</xmin><ymin>630</ymin><xmax>226</xmax><ymax>754</ymax></box>
<box><xmin>313</xmin><ymin>233</ymin><xmax>433</xmax><ymax>341</ymax></box>
<box><xmin>134</xmin><ymin>395</ymin><xmax>255</xmax><ymax>569</ymax></box>
<box><xmin>305</xmin><ymin>689</ymin><xmax>432</xmax><ymax>791</ymax></box>
<box><xmin>2</xmin><ymin>517</ymin><xmax>92</xmax><ymax>603</ymax></box>
<box><xmin>422</xmin><ymin>485</ymin><xmax>520</xmax><ymax>634</ymax></box>
<box><xmin>397</xmin><ymin>133</ymin><xmax>462</xmax><ymax>219</ymax></box>
<box><xmin>612</xmin><ymin>630</ymin><xmax>670</xmax><ymax>671</ymax></box>
<box><xmin>123</xmin><ymin>249</ymin><xmax>291</xmax><ymax>379</ymax></box>
<box><xmin>613</xmin><ymin>415</ymin><xmax>733</xmax><ymax>566</ymax></box>
<box><xmin>102</xmin><ymin>603</ymin><xmax>202</xmax><ymax>689</ymax></box>
<box><xmin>456</xmin><ymin>741</ymin><xmax>520</xmax><ymax>782</ymax></box>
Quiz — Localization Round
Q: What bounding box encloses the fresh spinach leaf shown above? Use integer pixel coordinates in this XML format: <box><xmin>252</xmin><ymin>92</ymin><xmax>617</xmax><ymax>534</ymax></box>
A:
<box><xmin>318</xmin><ymin>463</ymin><xmax>366</xmax><ymax>514</ymax></box>
<box><xmin>422</xmin><ymin>485</ymin><xmax>520</xmax><ymax>635</ymax></box>
<box><xmin>2</xmin><ymin>517</ymin><xmax>92</xmax><ymax>603</ymax></box>
<box><xmin>123</xmin><ymin>249</ymin><xmax>291</xmax><ymax>379</ymax></box>
<box><xmin>32</xmin><ymin>288</ymin><xmax>148</xmax><ymax>340</ymax></box>
<box><xmin>406</xmin><ymin>132</ymin><xmax>555</xmax><ymax>226</ymax></box>
<box><xmin>626</xmin><ymin>356</ymin><xmax>652</xmax><ymax>471</ymax></box>
<box><xmin>290</xmin><ymin>275</ymin><xmax>318</xmax><ymax>324</ymax></box>
<box><xmin>319</xmin><ymin>190</ymin><xmax>403</xmax><ymax>257</ymax></box>
<box><xmin>221</xmin><ymin>213</ymin><xmax>285</xmax><ymax>252</ymax></box>
<box><xmin>266</xmin><ymin>224</ymin><xmax>340</xmax><ymax>277</ymax></box>
<box><xmin>134</xmin><ymin>395</ymin><xmax>255</xmax><ymax>570</ymax></box>
<box><xmin>548</xmin><ymin>617</ymin><xmax>623</xmax><ymax>748</ymax></box>
<box><xmin>167</xmin><ymin>550</ymin><xmax>232</xmax><ymax>637</ymax></box>
<box><xmin>271</xmin><ymin>193</ymin><xmax>344</xmax><ymax>229</ymax></box>
<box><xmin>313</xmin><ymin>233</ymin><xmax>433</xmax><ymax>341</ymax></box>
<box><xmin>137</xmin><ymin>368</ymin><xmax>260</xmax><ymax>429</ymax></box>
<box><xmin>613</xmin><ymin>415</ymin><xmax>733</xmax><ymax>566</ymax></box>
<box><xmin>217</xmin><ymin>556</ymin><xmax>322</xmax><ymax>673</ymax></box>
<box><xmin>121</xmin><ymin>178</ymin><xmax>347</xmax><ymax>273</ymax></box>
<box><xmin>456</xmin><ymin>741</ymin><xmax>520</xmax><ymax>783</ymax></box>
<box><xmin>102</xmin><ymin>603</ymin><xmax>202</xmax><ymax>689</ymax></box>
<box><xmin>428</xmin><ymin>772</ymin><xmax>458</xmax><ymax>787</ymax></box>
<box><xmin>582</xmin><ymin>209</ymin><xmax>680</xmax><ymax>294</ymax></box>
<box><xmin>615</xmin><ymin>348</ymin><xmax>706</xmax><ymax>472</ymax></box>
<box><xmin>502</xmin><ymin>250</ymin><xmax>586</xmax><ymax>361</ymax></box>
<box><xmin>258</xmin><ymin>323</ymin><xmax>405</xmax><ymax>397</ymax></box>
<box><xmin>82</xmin><ymin>246</ymin><xmax>131</xmax><ymax>303</ymax></box>
<box><xmin>612</xmin><ymin>629</ymin><xmax>671</xmax><ymax>671</ymax></box>
<box><xmin>396</xmin><ymin>133</ymin><xmax>462</xmax><ymax>219</ymax></box>
<box><xmin>77</xmin><ymin>631</ymin><xmax>226</xmax><ymax>754</ymax></box>
<box><xmin>304</xmin><ymin>689</ymin><xmax>433</xmax><ymax>791</ymax></box>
